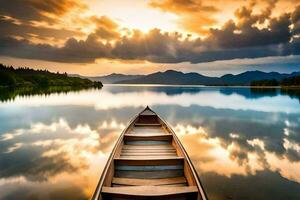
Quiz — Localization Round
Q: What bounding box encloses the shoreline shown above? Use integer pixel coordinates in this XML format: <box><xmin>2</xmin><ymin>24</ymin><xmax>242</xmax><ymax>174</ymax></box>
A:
<box><xmin>104</xmin><ymin>84</ymin><xmax>300</xmax><ymax>89</ymax></box>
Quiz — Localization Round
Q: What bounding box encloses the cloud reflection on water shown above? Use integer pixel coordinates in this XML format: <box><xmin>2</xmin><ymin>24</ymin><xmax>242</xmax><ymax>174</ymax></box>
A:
<box><xmin>0</xmin><ymin>86</ymin><xmax>299</xmax><ymax>200</ymax></box>
<box><xmin>0</xmin><ymin>118</ymin><xmax>124</xmax><ymax>199</ymax></box>
<box><xmin>175</xmin><ymin>124</ymin><xmax>300</xmax><ymax>183</ymax></box>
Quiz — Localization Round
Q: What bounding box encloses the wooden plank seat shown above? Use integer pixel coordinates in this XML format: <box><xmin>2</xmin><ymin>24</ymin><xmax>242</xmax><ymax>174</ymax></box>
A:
<box><xmin>122</xmin><ymin>144</ymin><xmax>175</xmax><ymax>150</ymax></box>
<box><xmin>101</xmin><ymin>186</ymin><xmax>198</xmax><ymax>198</ymax></box>
<box><xmin>122</xmin><ymin>149</ymin><xmax>176</xmax><ymax>153</ymax></box>
<box><xmin>112</xmin><ymin>177</ymin><xmax>187</xmax><ymax>186</ymax></box>
<box><xmin>114</xmin><ymin>157</ymin><xmax>184</xmax><ymax>166</ymax></box>
<box><xmin>124</xmin><ymin>134</ymin><xmax>173</xmax><ymax>141</ymax></box>
<box><xmin>130</xmin><ymin>128</ymin><xmax>166</xmax><ymax>135</ymax></box>
<box><xmin>120</xmin><ymin>152</ymin><xmax>177</xmax><ymax>157</ymax></box>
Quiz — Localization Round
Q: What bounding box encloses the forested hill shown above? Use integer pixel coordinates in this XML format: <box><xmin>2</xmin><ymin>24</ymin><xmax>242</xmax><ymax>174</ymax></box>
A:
<box><xmin>0</xmin><ymin>64</ymin><xmax>102</xmax><ymax>88</ymax></box>
<box><xmin>251</xmin><ymin>75</ymin><xmax>300</xmax><ymax>87</ymax></box>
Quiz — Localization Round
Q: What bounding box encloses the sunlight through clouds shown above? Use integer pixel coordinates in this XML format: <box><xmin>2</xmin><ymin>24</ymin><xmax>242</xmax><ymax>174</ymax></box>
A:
<box><xmin>0</xmin><ymin>0</ymin><xmax>299</xmax><ymax>75</ymax></box>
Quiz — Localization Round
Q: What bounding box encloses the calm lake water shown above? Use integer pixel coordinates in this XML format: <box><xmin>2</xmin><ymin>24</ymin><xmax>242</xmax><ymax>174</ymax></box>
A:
<box><xmin>0</xmin><ymin>85</ymin><xmax>300</xmax><ymax>200</ymax></box>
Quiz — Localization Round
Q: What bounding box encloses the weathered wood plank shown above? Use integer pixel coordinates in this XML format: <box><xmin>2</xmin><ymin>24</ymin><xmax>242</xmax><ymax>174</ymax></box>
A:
<box><xmin>115</xmin><ymin>165</ymin><xmax>183</xmax><ymax>171</ymax></box>
<box><xmin>114</xmin><ymin>157</ymin><xmax>184</xmax><ymax>166</ymax></box>
<box><xmin>125</xmin><ymin>141</ymin><xmax>170</xmax><ymax>145</ymax></box>
<box><xmin>131</xmin><ymin>131</ymin><xmax>166</xmax><ymax>135</ymax></box>
<box><xmin>120</xmin><ymin>155</ymin><xmax>178</xmax><ymax>158</ymax></box>
<box><xmin>125</xmin><ymin>133</ymin><xmax>171</xmax><ymax>137</ymax></box>
<box><xmin>120</xmin><ymin>154</ymin><xmax>178</xmax><ymax>158</ymax></box>
<box><xmin>101</xmin><ymin>186</ymin><xmax>198</xmax><ymax>196</ymax></box>
<box><xmin>121</xmin><ymin>152</ymin><xmax>177</xmax><ymax>156</ymax></box>
<box><xmin>112</xmin><ymin>183</ymin><xmax>188</xmax><ymax>187</ymax></box>
<box><xmin>115</xmin><ymin>170</ymin><xmax>184</xmax><ymax>179</ymax></box>
<box><xmin>121</xmin><ymin>149</ymin><xmax>176</xmax><ymax>153</ymax></box>
<box><xmin>122</xmin><ymin>148</ymin><xmax>175</xmax><ymax>151</ymax></box>
<box><xmin>124</xmin><ymin>134</ymin><xmax>173</xmax><ymax>141</ymax></box>
<box><xmin>131</xmin><ymin>127</ymin><xmax>165</xmax><ymax>133</ymax></box>
<box><xmin>120</xmin><ymin>156</ymin><xmax>179</xmax><ymax>160</ymax></box>
<box><xmin>112</xmin><ymin>177</ymin><xmax>187</xmax><ymax>186</ymax></box>
<box><xmin>122</xmin><ymin>149</ymin><xmax>176</xmax><ymax>153</ymax></box>
<box><xmin>102</xmin><ymin>194</ymin><xmax>195</xmax><ymax>200</ymax></box>
<box><xmin>120</xmin><ymin>155</ymin><xmax>178</xmax><ymax>159</ymax></box>
<box><xmin>122</xmin><ymin>144</ymin><xmax>174</xmax><ymax>150</ymax></box>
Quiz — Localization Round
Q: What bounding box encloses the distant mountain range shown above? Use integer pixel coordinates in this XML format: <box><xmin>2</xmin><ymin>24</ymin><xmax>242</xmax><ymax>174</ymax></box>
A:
<box><xmin>78</xmin><ymin>70</ymin><xmax>300</xmax><ymax>86</ymax></box>
<box><xmin>87</xmin><ymin>73</ymin><xmax>143</xmax><ymax>84</ymax></box>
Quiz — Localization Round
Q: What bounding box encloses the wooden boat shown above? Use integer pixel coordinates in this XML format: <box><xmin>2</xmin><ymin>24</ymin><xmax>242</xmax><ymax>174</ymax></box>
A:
<box><xmin>92</xmin><ymin>106</ymin><xmax>208</xmax><ymax>200</ymax></box>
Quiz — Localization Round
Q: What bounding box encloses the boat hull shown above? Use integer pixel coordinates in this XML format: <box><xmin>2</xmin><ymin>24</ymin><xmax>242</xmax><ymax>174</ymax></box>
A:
<box><xmin>92</xmin><ymin>106</ymin><xmax>208</xmax><ymax>200</ymax></box>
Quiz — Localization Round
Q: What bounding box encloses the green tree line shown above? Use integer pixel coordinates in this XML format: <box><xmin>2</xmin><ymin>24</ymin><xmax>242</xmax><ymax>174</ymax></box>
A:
<box><xmin>251</xmin><ymin>76</ymin><xmax>300</xmax><ymax>87</ymax></box>
<box><xmin>0</xmin><ymin>64</ymin><xmax>102</xmax><ymax>88</ymax></box>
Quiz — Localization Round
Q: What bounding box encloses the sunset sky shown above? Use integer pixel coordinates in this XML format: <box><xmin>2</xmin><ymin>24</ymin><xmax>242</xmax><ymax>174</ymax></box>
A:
<box><xmin>0</xmin><ymin>0</ymin><xmax>299</xmax><ymax>76</ymax></box>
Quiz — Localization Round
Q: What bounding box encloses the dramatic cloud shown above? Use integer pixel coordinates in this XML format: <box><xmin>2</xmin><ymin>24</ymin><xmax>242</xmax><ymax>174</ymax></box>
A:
<box><xmin>112</xmin><ymin>29</ymin><xmax>197</xmax><ymax>63</ymax></box>
<box><xmin>208</xmin><ymin>12</ymin><xmax>292</xmax><ymax>48</ymax></box>
<box><xmin>0</xmin><ymin>0</ymin><xmax>86</xmax><ymax>23</ymax></box>
<box><xmin>233</xmin><ymin>1</ymin><xmax>293</xmax><ymax>44</ymax></box>
<box><xmin>0</xmin><ymin>0</ymin><xmax>299</xmax><ymax>64</ymax></box>
<box><xmin>292</xmin><ymin>5</ymin><xmax>300</xmax><ymax>35</ymax></box>
<box><xmin>149</xmin><ymin>0</ymin><xmax>298</xmax><ymax>35</ymax></box>
<box><xmin>0</xmin><ymin>35</ymin><xmax>112</xmax><ymax>63</ymax></box>
<box><xmin>0</xmin><ymin>16</ymin><xmax>84</xmax><ymax>43</ymax></box>
<box><xmin>91</xmin><ymin>16</ymin><xmax>121</xmax><ymax>41</ymax></box>
<box><xmin>149</xmin><ymin>0</ymin><xmax>219</xmax><ymax>34</ymax></box>
<box><xmin>0</xmin><ymin>0</ymin><xmax>88</xmax><ymax>45</ymax></box>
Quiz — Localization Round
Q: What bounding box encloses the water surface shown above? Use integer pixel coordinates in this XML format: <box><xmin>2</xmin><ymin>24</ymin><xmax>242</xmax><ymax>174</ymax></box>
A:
<box><xmin>0</xmin><ymin>85</ymin><xmax>300</xmax><ymax>200</ymax></box>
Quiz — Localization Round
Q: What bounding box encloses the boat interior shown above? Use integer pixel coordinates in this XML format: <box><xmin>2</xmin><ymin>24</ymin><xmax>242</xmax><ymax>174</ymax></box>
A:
<box><xmin>93</xmin><ymin>107</ymin><xmax>206</xmax><ymax>200</ymax></box>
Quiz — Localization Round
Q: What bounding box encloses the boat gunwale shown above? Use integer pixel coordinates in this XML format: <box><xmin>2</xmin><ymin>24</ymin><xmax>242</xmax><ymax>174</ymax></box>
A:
<box><xmin>91</xmin><ymin>110</ymin><xmax>139</xmax><ymax>200</ymax></box>
<box><xmin>91</xmin><ymin>106</ymin><xmax>208</xmax><ymax>200</ymax></box>
<box><xmin>157</xmin><ymin>113</ymin><xmax>208</xmax><ymax>200</ymax></box>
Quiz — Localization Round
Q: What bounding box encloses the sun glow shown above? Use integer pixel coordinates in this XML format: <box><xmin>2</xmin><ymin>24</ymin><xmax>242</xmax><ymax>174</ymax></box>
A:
<box><xmin>83</xmin><ymin>0</ymin><xmax>179</xmax><ymax>33</ymax></box>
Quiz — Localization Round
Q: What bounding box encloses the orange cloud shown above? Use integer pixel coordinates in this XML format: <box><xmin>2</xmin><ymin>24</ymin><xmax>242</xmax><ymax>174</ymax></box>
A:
<box><xmin>0</xmin><ymin>0</ymin><xmax>87</xmax><ymax>24</ymax></box>
<box><xmin>149</xmin><ymin>0</ymin><xmax>219</xmax><ymax>35</ymax></box>
<box><xmin>0</xmin><ymin>0</ymin><xmax>89</xmax><ymax>45</ymax></box>
<box><xmin>91</xmin><ymin>16</ymin><xmax>121</xmax><ymax>41</ymax></box>
<box><xmin>0</xmin><ymin>0</ymin><xmax>299</xmax><ymax>64</ymax></box>
<box><xmin>149</xmin><ymin>0</ymin><xmax>299</xmax><ymax>36</ymax></box>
